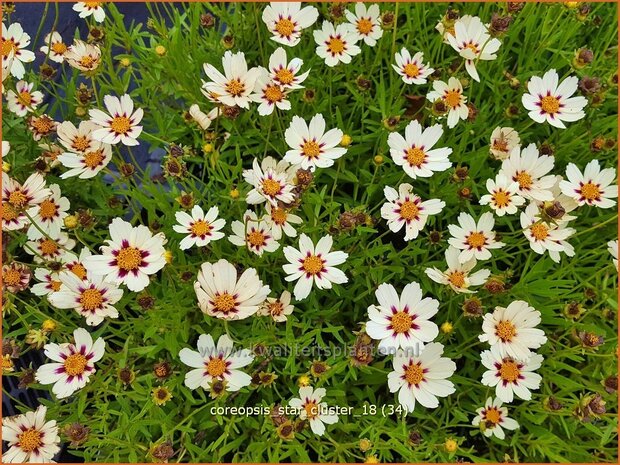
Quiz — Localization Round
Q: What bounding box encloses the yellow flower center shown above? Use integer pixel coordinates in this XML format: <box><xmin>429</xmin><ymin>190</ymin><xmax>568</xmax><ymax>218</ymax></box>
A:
<box><xmin>84</xmin><ymin>1</ymin><xmax>102</xmax><ymax>8</ymax></box>
<box><xmin>4</xmin><ymin>268</ymin><xmax>22</xmax><ymax>286</ymax></box>
<box><xmin>465</xmin><ymin>43</ymin><xmax>479</xmax><ymax>54</ymax></box>
<box><xmin>17</xmin><ymin>428</ymin><xmax>42</xmax><ymax>453</ymax></box>
<box><xmin>356</xmin><ymin>18</ymin><xmax>373</xmax><ymax>34</ymax></box>
<box><xmin>2</xmin><ymin>354</ymin><xmax>14</xmax><ymax>371</ymax></box>
<box><xmin>540</xmin><ymin>95</ymin><xmax>560</xmax><ymax>114</ymax></box>
<box><xmin>31</xmin><ymin>116</ymin><xmax>55</xmax><ymax>134</ymax></box>
<box><xmin>580</xmin><ymin>182</ymin><xmax>600</xmax><ymax>201</ymax></box>
<box><xmin>38</xmin><ymin>199</ymin><xmax>58</xmax><ymax>220</ymax></box>
<box><xmin>530</xmin><ymin>223</ymin><xmax>549</xmax><ymax>241</ymax></box>
<box><xmin>406</xmin><ymin>147</ymin><xmax>426</xmax><ymax>167</ymax></box>
<box><xmin>247</xmin><ymin>230</ymin><xmax>266</xmax><ymax>247</ymax></box>
<box><xmin>262</xmin><ymin>178</ymin><xmax>281</xmax><ymax>197</ymax></box>
<box><xmin>2</xmin><ymin>202</ymin><xmax>19</xmax><ymax>221</ymax></box>
<box><xmin>206</xmin><ymin>357</ymin><xmax>227</xmax><ymax>377</ymax></box>
<box><xmin>190</xmin><ymin>219</ymin><xmax>212</xmax><ymax>237</ymax></box>
<box><xmin>64</xmin><ymin>353</ymin><xmax>88</xmax><ymax>376</ymax></box>
<box><xmin>80</xmin><ymin>288</ymin><xmax>104</xmax><ymax>311</ymax></box>
<box><xmin>116</xmin><ymin>246</ymin><xmax>142</xmax><ymax>271</ymax></box>
<box><xmin>466</xmin><ymin>232</ymin><xmax>486</xmax><ymax>249</ymax></box>
<box><xmin>391</xmin><ymin>311</ymin><xmax>413</xmax><ymax>333</ymax></box>
<box><xmin>50</xmin><ymin>280</ymin><xmax>62</xmax><ymax>292</ymax></box>
<box><xmin>213</xmin><ymin>292</ymin><xmax>236</xmax><ymax>313</ymax></box>
<box><xmin>18</xmin><ymin>91</ymin><xmax>33</xmax><ymax>106</ymax></box>
<box><xmin>271</xmin><ymin>207</ymin><xmax>288</xmax><ymax>225</ymax></box>
<box><xmin>443</xmin><ymin>89</ymin><xmax>461</xmax><ymax>108</ymax></box>
<box><xmin>40</xmin><ymin>239</ymin><xmax>59</xmax><ymax>256</ymax></box>
<box><xmin>448</xmin><ymin>271</ymin><xmax>465</xmax><ymax>288</ymax></box>
<box><xmin>1</xmin><ymin>38</ymin><xmax>18</xmax><ymax>57</ymax></box>
<box><xmin>264</xmin><ymin>84</ymin><xmax>284</xmax><ymax>103</ymax></box>
<box><xmin>51</xmin><ymin>42</ymin><xmax>67</xmax><ymax>54</ymax></box>
<box><xmin>275</xmin><ymin>68</ymin><xmax>294</xmax><ymax>85</ymax></box>
<box><xmin>404</xmin><ymin>362</ymin><xmax>424</xmax><ymax>385</ymax></box>
<box><xmin>83</xmin><ymin>149</ymin><xmax>105</xmax><ymax>169</ymax></box>
<box><xmin>225</xmin><ymin>78</ymin><xmax>245</xmax><ymax>97</ymax></box>
<box><xmin>301</xmin><ymin>140</ymin><xmax>321</xmax><ymax>158</ymax></box>
<box><xmin>72</xmin><ymin>135</ymin><xmax>91</xmax><ymax>152</ymax></box>
<box><xmin>70</xmin><ymin>263</ymin><xmax>88</xmax><ymax>280</ymax></box>
<box><xmin>302</xmin><ymin>255</ymin><xmax>324</xmax><ymax>275</ymax></box>
<box><xmin>492</xmin><ymin>190</ymin><xmax>510</xmax><ymax>207</ymax></box>
<box><xmin>79</xmin><ymin>55</ymin><xmax>95</xmax><ymax>68</ymax></box>
<box><xmin>9</xmin><ymin>190</ymin><xmax>28</xmax><ymax>208</ymax></box>
<box><xmin>268</xmin><ymin>301</ymin><xmax>285</xmax><ymax>316</ymax></box>
<box><xmin>499</xmin><ymin>359</ymin><xmax>520</xmax><ymax>383</ymax></box>
<box><xmin>304</xmin><ymin>400</ymin><xmax>319</xmax><ymax>419</ymax></box>
<box><xmin>484</xmin><ymin>407</ymin><xmax>501</xmax><ymax>425</ymax></box>
<box><xmin>326</xmin><ymin>37</ymin><xmax>345</xmax><ymax>54</ymax></box>
<box><xmin>275</xmin><ymin>18</ymin><xmax>295</xmax><ymax>37</ymax></box>
<box><xmin>492</xmin><ymin>139</ymin><xmax>509</xmax><ymax>153</ymax></box>
<box><xmin>399</xmin><ymin>201</ymin><xmax>419</xmax><ymax>220</ymax></box>
<box><xmin>515</xmin><ymin>171</ymin><xmax>533</xmax><ymax>189</ymax></box>
<box><xmin>403</xmin><ymin>62</ymin><xmax>420</xmax><ymax>78</ymax></box>
<box><xmin>110</xmin><ymin>116</ymin><xmax>131</xmax><ymax>135</ymax></box>
<box><xmin>495</xmin><ymin>320</ymin><xmax>517</xmax><ymax>342</ymax></box>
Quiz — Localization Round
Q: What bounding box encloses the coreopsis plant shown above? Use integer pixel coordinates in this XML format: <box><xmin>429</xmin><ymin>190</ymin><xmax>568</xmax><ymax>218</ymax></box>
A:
<box><xmin>1</xmin><ymin>2</ymin><xmax>617</xmax><ymax>463</ymax></box>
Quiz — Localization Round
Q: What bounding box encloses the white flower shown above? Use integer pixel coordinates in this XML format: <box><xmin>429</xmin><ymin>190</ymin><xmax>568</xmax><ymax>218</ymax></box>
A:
<box><xmin>7</xmin><ymin>80</ymin><xmax>43</xmax><ymax>117</ymax></box>
<box><xmin>446</xmin><ymin>15</ymin><xmax>501</xmax><ymax>82</ymax></box>
<box><xmin>258</xmin><ymin>290</ymin><xmax>295</xmax><ymax>322</ymax></box>
<box><xmin>345</xmin><ymin>3</ymin><xmax>383</xmax><ymax>46</ymax></box>
<box><xmin>48</xmin><ymin>271</ymin><xmax>123</xmax><ymax>326</ymax></box>
<box><xmin>479</xmin><ymin>174</ymin><xmax>525</xmax><ymax>216</ymax></box>
<box><xmin>179</xmin><ymin>333</ymin><xmax>254</xmax><ymax>391</ymax></box>
<box><xmin>608</xmin><ymin>240</ymin><xmax>618</xmax><ymax>270</ymax></box>
<box><xmin>194</xmin><ymin>259</ymin><xmax>270</xmax><ymax>320</ymax></box>
<box><xmin>489</xmin><ymin>126</ymin><xmax>520</xmax><ymax>160</ymax></box>
<box><xmin>284</xmin><ymin>113</ymin><xmax>347</xmax><ymax>170</ymax></box>
<box><xmin>173</xmin><ymin>205</ymin><xmax>226</xmax><ymax>250</ymax></box>
<box><xmin>448</xmin><ymin>212</ymin><xmax>505</xmax><ymax>263</ymax></box>
<box><xmin>1</xmin><ymin>23</ymin><xmax>35</xmax><ymax>79</ymax></box>
<box><xmin>289</xmin><ymin>386</ymin><xmax>338</xmax><ymax>436</ymax></box>
<box><xmin>36</xmin><ymin>327</ymin><xmax>105</xmax><ymax>399</ymax></box>
<box><xmin>64</xmin><ymin>39</ymin><xmax>101</xmax><ymax>72</ymax></box>
<box><xmin>1</xmin><ymin>51</ymin><xmax>13</xmax><ymax>93</ymax></box>
<box><xmin>62</xmin><ymin>247</ymin><xmax>92</xmax><ymax>281</ymax></box>
<box><xmin>26</xmin><ymin>184</ymin><xmax>70</xmax><ymax>240</ymax></box>
<box><xmin>202</xmin><ymin>51</ymin><xmax>260</xmax><ymax>109</ymax></box>
<box><xmin>56</xmin><ymin>120</ymin><xmax>113</xmax><ymax>178</ymax></box>
<box><xmin>83</xmin><ymin>217</ymin><xmax>167</xmax><ymax>292</ymax></box>
<box><xmin>426</xmin><ymin>77</ymin><xmax>469</xmax><ymax>128</ymax></box>
<box><xmin>89</xmin><ymin>94</ymin><xmax>144</xmax><ymax>146</ymax></box>
<box><xmin>31</xmin><ymin>268</ymin><xmax>62</xmax><ymax>297</ymax></box>
<box><xmin>365</xmin><ymin>282</ymin><xmax>439</xmax><ymax>353</ymax></box>
<box><xmin>479</xmin><ymin>300</ymin><xmax>547</xmax><ymax>360</ymax></box>
<box><xmin>520</xmin><ymin>203</ymin><xmax>575</xmax><ymax>263</ymax></box>
<box><xmin>40</xmin><ymin>31</ymin><xmax>67</xmax><ymax>63</ymax></box>
<box><xmin>1</xmin><ymin>405</ymin><xmax>60</xmax><ymax>463</ymax></box>
<box><xmin>480</xmin><ymin>345</ymin><xmax>543</xmax><ymax>403</ymax></box>
<box><xmin>388</xmin><ymin>120</ymin><xmax>452</xmax><ymax>179</ymax></box>
<box><xmin>425</xmin><ymin>246</ymin><xmax>490</xmax><ymax>294</ymax></box>
<box><xmin>522</xmin><ymin>69</ymin><xmax>587</xmax><ymax>129</ymax></box>
<box><xmin>499</xmin><ymin>144</ymin><xmax>556</xmax><ymax>201</ymax></box>
<box><xmin>243</xmin><ymin>156</ymin><xmax>297</xmax><ymax>206</ymax></box>
<box><xmin>189</xmin><ymin>104</ymin><xmax>218</xmax><ymax>130</ymax></box>
<box><xmin>2</xmin><ymin>141</ymin><xmax>9</xmax><ymax>157</ymax></box>
<box><xmin>381</xmin><ymin>183</ymin><xmax>445</xmax><ymax>241</ymax></box>
<box><xmin>472</xmin><ymin>397</ymin><xmax>519</xmax><ymax>440</ymax></box>
<box><xmin>57</xmin><ymin>120</ymin><xmax>100</xmax><ymax>154</ymax></box>
<box><xmin>392</xmin><ymin>48</ymin><xmax>434</xmax><ymax>85</ymax></box>
<box><xmin>250</xmin><ymin>68</ymin><xmax>291</xmax><ymax>116</ymax></box>
<box><xmin>282</xmin><ymin>233</ymin><xmax>348</xmax><ymax>300</ymax></box>
<box><xmin>388</xmin><ymin>343</ymin><xmax>456</xmax><ymax>413</ymax></box>
<box><xmin>268</xmin><ymin>46</ymin><xmax>310</xmax><ymax>89</ymax></box>
<box><xmin>25</xmin><ymin>232</ymin><xmax>76</xmax><ymax>264</ymax></box>
<box><xmin>2</xmin><ymin>171</ymin><xmax>50</xmax><ymax>231</ymax></box>
<box><xmin>262</xmin><ymin>2</ymin><xmax>319</xmax><ymax>47</ymax></box>
<box><xmin>229</xmin><ymin>210</ymin><xmax>280</xmax><ymax>256</ymax></box>
<box><xmin>73</xmin><ymin>1</ymin><xmax>106</xmax><ymax>22</ymax></box>
<box><xmin>313</xmin><ymin>21</ymin><xmax>361</xmax><ymax>67</ymax></box>
<box><xmin>559</xmin><ymin>159</ymin><xmax>617</xmax><ymax>208</ymax></box>
<box><xmin>264</xmin><ymin>203</ymin><xmax>302</xmax><ymax>240</ymax></box>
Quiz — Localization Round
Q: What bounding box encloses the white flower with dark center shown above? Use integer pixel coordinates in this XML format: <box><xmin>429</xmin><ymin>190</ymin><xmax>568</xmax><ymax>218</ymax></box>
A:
<box><xmin>57</xmin><ymin>120</ymin><xmax>100</xmax><ymax>154</ymax></box>
<box><xmin>250</xmin><ymin>68</ymin><xmax>291</xmax><ymax>116</ymax></box>
<box><xmin>381</xmin><ymin>183</ymin><xmax>445</xmax><ymax>241</ymax></box>
<box><xmin>388</xmin><ymin>120</ymin><xmax>452</xmax><ymax>179</ymax></box>
<box><xmin>264</xmin><ymin>203</ymin><xmax>302</xmax><ymax>240</ymax></box>
<box><xmin>243</xmin><ymin>156</ymin><xmax>297</xmax><ymax>206</ymax></box>
<box><xmin>58</xmin><ymin>144</ymin><xmax>112</xmax><ymax>179</ymax></box>
<box><xmin>6</xmin><ymin>80</ymin><xmax>43</xmax><ymax>117</ymax></box>
<box><xmin>481</xmin><ymin>345</ymin><xmax>543</xmax><ymax>403</ymax></box>
<box><xmin>1</xmin><ymin>23</ymin><xmax>35</xmax><ymax>79</ymax></box>
<box><xmin>2</xmin><ymin>171</ymin><xmax>50</xmax><ymax>231</ymax></box>
<box><xmin>62</xmin><ymin>248</ymin><xmax>92</xmax><ymax>281</ymax></box>
<box><xmin>31</xmin><ymin>268</ymin><xmax>63</xmax><ymax>297</ymax></box>
<box><xmin>479</xmin><ymin>300</ymin><xmax>547</xmax><ymax>360</ymax></box>
<box><xmin>489</xmin><ymin>126</ymin><xmax>520</xmax><ymax>160</ymax></box>
<box><xmin>26</xmin><ymin>184</ymin><xmax>70</xmax><ymax>240</ymax></box>
<box><xmin>40</xmin><ymin>31</ymin><xmax>67</xmax><ymax>63</ymax></box>
<box><xmin>520</xmin><ymin>203</ymin><xmax>575</xmax><ymax>263</ymax></box>
<box><xmin>522</xmin><ymin>69</ymin><xmax>587</xmax><ymax>128</ymax></box>
<box><xmin>499</xmin><ymin>144</ymin><xmax>556</xmax><ymax>201</ymax></box>
<box><xmin>48</xmin><ymin>271</ymin><xmax>123</xmax><ymax>326</ymax></box>
<box><xmin>25</xmin><ymin>233</ymin><xmax>76</xmax><ymax>264</ymax></box>
<box><xmin>448</xmin><ymin>212</ymin><xmax>505</xmax><ymax>263</ymax></box>
<box><xmin>35</xmin><ymin>327</ymin><xmax>105</xmax><ymax>399</ymax></box>
<box><xmin>194</xmin><ymin>259</ymin><xmax>270</xmax><ymax>320</ymax></box>
<box><xmin>173</xmin><ymin>205</ymin><xmax>226</xmax><ymax>250</ymax></box>
<box><xmin>1</xmin><ymin>405</ymin><xmax>60</xmax><ymax>463</ymax></box>
<box><xmin>73</xmin><ymin>1</ymin><xmax>106</xmax><ymax>22</ymax></box>
<box><xmin>284</xmin><ymin>113</ymin><xmax>347</xmax><ymax>170</ymax></box>
<box><xmin>425</xmin><ymin>246</ymin><xmax>490</xmax><ymax>294</ymax></box>
<box><xmin>82</xmin><ymin>217</ymin><xmax>167</xmax><ymax>292</ymax></box>
<box><xmin>446</xmin><ymin>15</ymin><xmax>501</xmax><ymax>82</ymax></box>
<box><xmin>229</xmin><ymin>210</ymin><xmax>280</xmax><ymax>256</ymax></box>
<box><xmin>392</xmin><ymin>48</ymin><xmax>434</xmax><ymax>85</ymax></box>
<box><xmin>426</xmin><ymin>77</ymin><xmax>468</xmax><ymax>128</ymax></box>
<box><xmin>89</xmin><ymin>94</ymin><xmax>144</xmax><ymax>146</ymax></box>
<box><xmin>262</xmin><ymin>2</ymin><xmax>319</xmax><ymax>47</ymax></box>
<box><xmin>479</xmin><ymin>174</ymin><xmax>525</xmax><ymax>216</ymax></box>
<box><xmin>345</xmin><ymin>3</ymin><xmax>383</xmax><ymax>46</ymax></box>
<box><xmin>64</xmin><ymin>40</ymin><xmax>101</xmax><ymax>72</ymax></box>
<box><xmin>2</xmin><ymin>262</ymin><xmax>31</xmax><ymax>294</ymax></box>
<box><xmin>559</xmin><ymin>159</ymin><xmax>617</xmax><ymax>208</ymax></box>
<box><xmin>388</xmin><ymin>343</ymin><xmax>456</xmax><ymax>413</ymax></box>
<box><xmin>202</xmin><ymin>51</ymin><xmax>260</xmax><ymax>109</ymax></box>
<box><xmin>267</xmin><ymin>47</ymin><xmax>310</xmax><ymax>89</ymax></box>
<box><xmin>289</xmin><ymin>386</ymin><xmax>338</xmax><ymax>436</ymax></box>
<box><xmin>179</xmin><ymin>333</ymin><xmax>254</xmax><ymax>391</ymax></box>
<box><xmin>258</xmin><ymin>290</ymin><xmax>295</xmax><ymax>323</ymax></box>
<box><xmin>365</xmin><ymin>282</ymin><xmax>439</xmax><ymax>353</ymax></box>
<box><xmin>282</xmin><ymin>233</ymin><xmax>348</xmax><ymax>300</ymax></box>
<box><xmin>608</xmin><ymin>240</ymin><xmax>618</xmax><ymax>270</ymax></box>
<box><xmin>313</xmin><ymin>21</ymin><xmax>361</xmax><ymax>67</ymax></box>
<box><xmin>472</xmin><ymin>397</ymin><xmax>519</xmax><ymax>440</ymax></box>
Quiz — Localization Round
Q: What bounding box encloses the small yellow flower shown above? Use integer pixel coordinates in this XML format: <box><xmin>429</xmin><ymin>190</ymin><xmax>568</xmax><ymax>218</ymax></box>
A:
<box><xmin>64</xmin><ymin>214</ymin><xmax>79</xmax><ymax>229</ymax></box>
<box><xmin>298</xmin><ymin>374</ymin><xmax>311</xmax><ymax>387</ymax></box>
<box><xmin>565</xmin><ymin>2</ymin><xmax>580</xmax><ymax>8</ymax></box>
<box><xmin>444</xmin><ymin>438</ymin><xmax>458</xmax><ymax>453</ymax></box>
<box><xmin>164</xmin><ymin>250</ymin><xmax>173</xmax><ymax>264</ymax></box>
<box><xmin>42</xmin><ymin>319</ymin><xmax>58</xmax><ymax>333</ymax></box>
<box><xmin>340</xmin><ymin>134</ymin><xmax>352</xmax><ymax>147</ymax></box>
<box><xmin>365</xmin><ymin>455</ymin><xmax>379</xmax><ymax>463</ymax></box>
<box><xmin>119</xmin><ymin>57</ymin><xmax>131</xmax><ymax>67</ymax></box>
<box><xmin>75</xmin><ymin>106</ymin><xmax>87</xmax><ymax>117</ymax></box>
<box><xmin>373</xmin><ymin>155</ymin><xmax>384</xmax><ymax>165</ymax></box>
<box><xmin>152</xmin><ymin>386</ymin><xmax>173</xmax><ymax>406</ymax></box>
<box><xmin>229</xmin><ymin>188</ymin><xmax>240</xmax><ymax>199</ymax></box>
<box><xmin>2</xmin><ymin>354</ymin><xmax>15</xmax><ymax>373</ymax></box>
<box><xmin>202</xmin><ymin>143</ymin><xmax>214</xmax><ymax>154</ymax></box>
<box><xmin>155</xmin><ymin>45</ymin><xmax>167</xmax><ymax>56</ymax></box>
<box><xmin>359</xmin><ymin>438</ymin><xmax>372</xmax><ymax>452</ymax></box>
<box><xmin>440</xmin><ymin>321</ymin><xmax>453</xmax><ymax>334</ymax></box>
<box><xmin>2</xmin><ymin>162</ymin><xmax>11</xmax><ymax>173</ymax></box>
